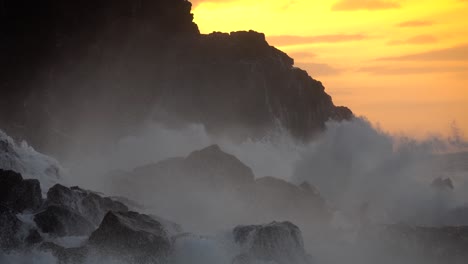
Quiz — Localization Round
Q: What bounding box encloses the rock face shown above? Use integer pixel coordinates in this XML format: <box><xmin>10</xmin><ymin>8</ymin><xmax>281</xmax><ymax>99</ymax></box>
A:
<box><xmin>0</xmin><ymin>169</ymin><xmax>44</xmax><ymax>250</ymax></box>
<box><xmin>120</xmin><ymin>144</ymin><xmax>255</xmax><ymax>193</ymax></box>
<box><xmin>0</xmin><ymin>130</ymin><xmax>63</xmax><ymax>189</ymax></box>
<box><xmin>33</xmin><ymin>184</ymin><xmax>128</xmax><ymax>237</ymax></box>
<box><xmin>0</xmin><ymin>169</ymin><xmax>43</xmax><ymax>212</ymax></box>
<box><xmin>181</xmin><ymin>144</ymin><xmax>255</xmax><ymax>187</ymax></box>
<box><xmin>0</xmin><ymin>205</ymin><xmax>22</xmax><ymax>251</ymax></box>
<box><xmin>111</xmin><ymin>145</ymin><xmax>329</xmax><ymax>232</ymax></box>
<box><xmin>45</xmin><ymin>184</ymin><xmax>129</xmax><ymax>226</ymax></box>
<box><xmin>34</xmin><ymin>205</ymin><xmax>95</xmax><ymax>237</ymax></box>
<box><xmin>88</xmin><ymin>211</ymin><xmax>172</xmax><ymax>263</ymax></box>
<box><xmin>0</xmin><ymin>166</ymin><xmax>176</xmax><ymax>262</ymax></box>
<box><xmin>0</xmin><ymin>0</ymin><xmax>352</xmax><ymax>155</ymax></box>
<box><xmin>233</xmin><ymin>221</ymin><xmax>312</xmax><ymax>264</ymax></box>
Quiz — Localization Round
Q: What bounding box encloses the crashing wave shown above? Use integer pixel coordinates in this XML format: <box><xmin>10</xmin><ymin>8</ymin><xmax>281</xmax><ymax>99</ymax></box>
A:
<box><xmin>0</xmin><ymin>130</ymin><xmax>67</xmax><ymax>190</ymax></box>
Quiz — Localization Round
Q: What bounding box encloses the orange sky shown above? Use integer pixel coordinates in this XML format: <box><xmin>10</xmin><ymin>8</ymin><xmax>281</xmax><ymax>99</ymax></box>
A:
<box><xmin>192</xmin><ymin>0</ymin><xmax>468</xmax><ymax>138</ymax></box>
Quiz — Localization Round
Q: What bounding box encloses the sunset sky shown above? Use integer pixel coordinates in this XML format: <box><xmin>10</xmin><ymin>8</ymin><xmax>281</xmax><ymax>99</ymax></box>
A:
<box><xmin>192</xmin><ymin>0</ymin><xmax>468</xmax><ymax>138</ymax></box>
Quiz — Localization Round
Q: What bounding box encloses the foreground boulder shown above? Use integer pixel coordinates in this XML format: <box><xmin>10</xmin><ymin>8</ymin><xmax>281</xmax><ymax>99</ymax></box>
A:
<box><xmin>45</xmin><ymin>184</ymin><xmax>128</xmax><ymax>226</ymax></box>
<box><xmin>33</xmin><ymin>183</ymin><xmax>129</xmax><ymax>237</ymax></box>
<box><xmin>0</xmin><ymin>169</ymin><xmax>43</xmax><ymax>212</ymax></box>
<box><xmin>0</xmin><ymin>205</ymin><xmax>22</xmax><ymax>250</ymax></box>
<box><xmin>88</xmin><ymin>211</ymin><xmax>172</xmax><ymax>263</ymax></box>
<box><xmin>233</xmin><ymin>221</ymin><xmax>312</xmax><ymax>264</ymax></box>
<box><xmin>34</xmin><ymin>205</ymin><xmax>95</xmax><ymax>237</ymax></box>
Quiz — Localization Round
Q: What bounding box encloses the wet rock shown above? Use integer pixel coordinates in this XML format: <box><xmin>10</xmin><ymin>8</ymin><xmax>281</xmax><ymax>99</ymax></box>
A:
<box><xmin>233</xmin><ymin>221</ymin><xmax>312</xmax><ymax>264</ymax></box>
<box><xmin>46</xmin><ymin>184</ymin><xmax>128</xmax><ymax>225</ymax></box>
<box><xmin>0</xmin><ymin>0</ymin><xmax>352</xmax><ymax>155</ymax></box>
<box><xmin>0</xmin><ymin>205</ymin><xmax>22</xmax><ymax>250</ymax></box>
<box><xmin>34</xmin><ymin>205</ymin><xmax>95</xmax><ymax>237</ymax></box>
<box><xmin>25</xmin><ymin>229</ymin><xmax>43</xmax><ymax>245</ymax></box>
<box><xmin>0</xmin><ymin>169</ymin><xmax>43</xmax><ymax>212</ymax></box>
<box><xmin>39</xmin><ymin>242</ymin><xmax>88</xmax><ymax>264</ymax></box>
<box><xmin>88</xmin><ymin>211</ymin><xmax>172</xmax><ymax>263</ymax></box>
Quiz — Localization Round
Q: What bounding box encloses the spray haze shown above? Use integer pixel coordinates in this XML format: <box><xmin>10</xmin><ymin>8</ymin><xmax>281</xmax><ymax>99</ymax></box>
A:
<box><xmin>1</xmin><ymin>0</ymin><xmax>468</xmax><ymax>263</ymax></box>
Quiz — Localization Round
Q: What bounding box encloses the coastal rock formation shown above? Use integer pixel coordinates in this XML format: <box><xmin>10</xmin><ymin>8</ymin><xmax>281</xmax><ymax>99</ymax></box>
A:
<box><xmin>0</xmin><ymin>0</ymin><xmax>352</xmax><ymax>155</ymax></box>
<box><xmin>0</xmin><ymin>169</ymin><xmax>43</xmax><ymax>213</ymax></box>
<box><xmin>88</xmin><ymin>211</ymin><xmax>173</xmax><ymax>263</ymax></box>
<box><xmin>233</xmin><ymin>221</ymin><xmax>312</xmax><ymax>264</ymax></box>
<box><xmin>111</xmin><ymin>145</ymin><xmax>330</xmax><ymax>231</ymax></box>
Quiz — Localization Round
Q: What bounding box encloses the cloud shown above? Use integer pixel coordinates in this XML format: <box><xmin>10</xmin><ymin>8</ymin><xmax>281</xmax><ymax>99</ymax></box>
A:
<box><xmin>359</xmin><ymin>65</ymin><xmax>468</xmax><ymax>75</ymax></box>
<box><xmin>387</xmin><ymin>35</ymin><xmax>438</xmax><ymax>45</ymax></box>
<box><xmin>267</xmin><ymin>34</ymin><xmax>367</xmax><ymax>46</ymax></box>
<box><xmin>378</xmin><ymin>44</ymin><xmax>468</xmax><ymax>61</ymax></box>
<box><xmin>397</xmin><ymin>20</ymin><xmax>434</xmax><ymax>27</ymax></box>
<box><xmin>332</xmin><ymin>0</ymin><xmax>401</xmax><ymax>11</ymax></box>
<box><xmin>296</xmin><ymin>62</ymin><xmax>343</xmax><ymax>76</ymax></box>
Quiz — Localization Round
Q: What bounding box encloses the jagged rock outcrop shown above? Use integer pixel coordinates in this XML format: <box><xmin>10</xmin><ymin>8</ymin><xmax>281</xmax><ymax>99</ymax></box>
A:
<box><xmin>0</xmin><ymin>169</ymin><xmax>43</xmax><ymax>213</ymax></box>
<box><xmin>0</xmin><ymin>0</ymin><xmax>352</xmax><ymax>156</ymax></box>
<box><xmin>88</xmin><ymin>211</ymin><xmax>172</xmax><ymax>263</ymax></box>
<box><xmin>111</xmin><ymin>145</ymin><xmax>329</xmax><ymax>232</ymax></box>
<box><xmin>182</xmin><ymin>144</ymin><xmax>255</xmax><ymax>186</ymax></box>
<box><xmin>34</xmin><ymin>205</ymin><xmax>95</xmax><ymax>237</ymax></box>
<box><xmin>0</xmin><ymin>166</ymin><xmax>176</xmax><ymax>262</ymax></box>
<box><xmin>32</xmin><ymin>184</ymin><xmax>128</xmax><ymax>237</ymax></box>
<box><xmin>118</xmin><ymin>144</ymin><xmax>254</xmax><ymax>193</ymax></box>
<box><xmin>45</xmin><ymin>184</ymin><xmax>128</xmax><ymax>226</ymax></box>
<box><xmin>0</xmin><ymin>170</ymin><xmax>45</xmax><ymax>250</ymax></box>
<box><xmin>232</xmin><ymin>221</ymin><xmax>312</xmax><ymax>264</ymax></box>
<box><xmin>0</xmin><ymin>205</ymin><xmax>22</xmax><ymax>251</ymax></box>
<box><xmin>0</xmin><ymin>131</ymin><xmax>63</xmax><ymax>190</ymax></box>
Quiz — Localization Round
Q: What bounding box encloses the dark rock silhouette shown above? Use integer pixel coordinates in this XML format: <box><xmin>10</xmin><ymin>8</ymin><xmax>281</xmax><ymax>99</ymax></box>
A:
<box><xmin>88</xmin><ymin>211</ymin><xmax>172</xmax><ymax>263</ymax></box>
<box><xmin>117</xmin><ymin>144</ymin><xmax>255</xmax><ymax>192</ymax></box>
<box><xmin>45</xmin><ymin>184</ymin><xmax>128</xmax><ymax>226</ymax></box>
<box><xmin>0</xmin><ymin>0</ymin><xmax>352</xmax><ymax>156</ymax></box>
<box><xmin>39</xmin><ymin>242</ymin><xmax>88</xmax><ymax>264</ymax></box>
<box><xmin>32</xmin><ymin>183</ymin><xmax>129</xmax><ymax>237</ymax></box>
<box><xmin>0</xmin><ymin>131</ymin><xmax>64</xmax><ymax>189</ymax></box>
<box><xmin>0</xmin><ymin>205</ymin><xmax>22</xmax><ymax>251</ymax></box>
<box><xmin>34</xmin><ymin>205</ymin><xmax>95</xmax><ymax>237</ymax></box>
<box><xmin>0</xmin><ymin>169</ymin><xmax>43</xmax><ymax>213</ymax></box>
<box><xmin>431</xmin><ymin>177</ymin><xmax>454</xmax><ymax>191</ymax></box>
<box><xmin>3</xmin><ymin>154</ymin><xmax>468</xmax><ymax>263</ymax></box>
<box><xmin>25</xmin><ymin>229</ymin><xmax>43</xmax><ymax>246</ymax></box>
<box><xmin>111</xmin><ymin>145</ymin><xmax>330</xmax><ymax>231</ymax></box>
<box><xmin>233</xmin><ymin>221</ymin><xmax>312</xmax><ymax>264</ymax></box>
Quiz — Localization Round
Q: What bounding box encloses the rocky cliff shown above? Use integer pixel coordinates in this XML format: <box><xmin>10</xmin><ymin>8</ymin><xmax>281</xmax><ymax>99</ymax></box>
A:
<box><xmin>0</xmin><ymin>0</ymin><xmax>352</xmax><ymax>155</ymax></box>
<box><xmin>110</xmin><ymin>144</ymin><xmax>330</xmax><ymax>232</ymax></box>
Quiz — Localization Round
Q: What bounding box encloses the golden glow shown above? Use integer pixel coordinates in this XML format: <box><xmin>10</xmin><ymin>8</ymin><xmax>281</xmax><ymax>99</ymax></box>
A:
<box><xmin>193</xmin><ymin>0</ymin><xmax>468</xmax><ymax>138</ymax></box>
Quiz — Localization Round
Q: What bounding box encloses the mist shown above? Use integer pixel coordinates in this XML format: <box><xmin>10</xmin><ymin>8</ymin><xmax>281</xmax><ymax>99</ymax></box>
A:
<box><xmin>1</xmin><ymin>1</ymin><xmax>468</xmax><ymax>263</ymax></box>
<box><xmin>2</xmin><ymin>112</ymin><xmax>468</xmax><ymax>263</ymax></box>
<box><xmin>51</xmin><ymin>116</ymin><xmax>468</xmax><ymax>232</ymax></box>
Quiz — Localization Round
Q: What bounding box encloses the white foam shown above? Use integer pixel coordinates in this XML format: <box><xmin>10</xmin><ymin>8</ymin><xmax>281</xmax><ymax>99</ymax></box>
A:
<box><xmin>0</xmin><ymin>130</ymin><xmax>68</xmax><ymax>190</ymax></box>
